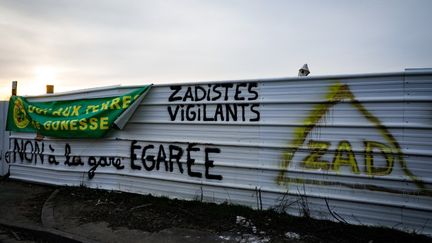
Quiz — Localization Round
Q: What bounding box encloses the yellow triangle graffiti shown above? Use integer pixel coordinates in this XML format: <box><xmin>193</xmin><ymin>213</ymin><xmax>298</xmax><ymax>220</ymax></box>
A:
<box><xmin>276</xmin><ymin>81</ymin><xmax>428</xmax><ymax>195</ymax></box>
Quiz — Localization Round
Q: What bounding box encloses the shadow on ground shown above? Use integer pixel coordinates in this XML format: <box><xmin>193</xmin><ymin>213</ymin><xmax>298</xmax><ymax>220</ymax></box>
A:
<box><xmin>1</xmin><ymin>178</ymin><xmax>431</xmax><ymax>243</ymax></box>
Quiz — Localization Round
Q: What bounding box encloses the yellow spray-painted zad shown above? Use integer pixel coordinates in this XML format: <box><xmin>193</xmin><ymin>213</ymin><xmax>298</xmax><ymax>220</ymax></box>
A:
<box><xmin>3</xmin><ymin>70</ymin><xmax>432</xmax><ymax>236</ymax></box>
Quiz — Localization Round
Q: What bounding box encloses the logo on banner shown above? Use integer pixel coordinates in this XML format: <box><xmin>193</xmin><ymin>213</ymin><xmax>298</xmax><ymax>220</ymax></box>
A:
<box><xmin>13</xmin><ymin>97</ymin><xmax>30</xmax><ymax>128</ymax></box>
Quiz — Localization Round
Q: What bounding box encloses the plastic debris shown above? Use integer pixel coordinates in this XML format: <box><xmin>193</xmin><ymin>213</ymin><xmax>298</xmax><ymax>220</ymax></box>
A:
<box><xmin>285</xmin><ymin>231</ymin><xmax>301</xmax><ymax>240</ymax></box>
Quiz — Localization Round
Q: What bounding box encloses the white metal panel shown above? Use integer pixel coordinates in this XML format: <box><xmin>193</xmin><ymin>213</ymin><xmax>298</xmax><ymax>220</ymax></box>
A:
<box><xmin>6</xmin><ymin>71</ymin><xmax>432</xmax><ymax>236</ymax></box>
<box><xmin>26</xmin><ymin>86</ymin><xmax>139</xmax><ymax>102</ymax></box>
<box><xmin>0</xmin><ymin>101</ymin><xmax>9</xmax><ymax>175</ymax></box>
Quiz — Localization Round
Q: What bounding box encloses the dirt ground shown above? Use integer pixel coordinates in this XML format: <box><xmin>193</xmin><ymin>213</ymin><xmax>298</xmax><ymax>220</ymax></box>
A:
<box><xmin>53</xmin><ymin>186</ymin><xmax>431</xmax><ymax>243</ymax></box>
<box><xmin>0</xmin><ymin>224</ymin><xmax>44</xmax><ymax>243</ymax></box>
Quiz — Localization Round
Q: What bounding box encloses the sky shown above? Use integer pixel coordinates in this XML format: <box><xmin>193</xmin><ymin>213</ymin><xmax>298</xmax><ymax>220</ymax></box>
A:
<box><xmin>0</xmin><ymin>0</ymin><xmax>431</xmax><ymax>99</ymax></box>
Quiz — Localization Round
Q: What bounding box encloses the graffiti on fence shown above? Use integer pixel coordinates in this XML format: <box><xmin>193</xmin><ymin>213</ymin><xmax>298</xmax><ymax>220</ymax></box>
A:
<box><xmin>276</xmin><ymin>82</ymin><xmax>429</xmax><ymax>195</ymax></box>
<box><xmin>7</xmin><ymin>139</ymin><xmax>223</xmax><ymax>181</ymax></box>
<box><xmin>167</xmin><ymin>82</ymin><xmax>260</xmax><ymax>122</ymax></box>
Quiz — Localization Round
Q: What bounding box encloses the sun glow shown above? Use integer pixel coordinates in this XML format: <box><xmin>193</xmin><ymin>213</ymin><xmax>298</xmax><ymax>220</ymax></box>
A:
<box><xmin>16</xmin><ymin>66</ymin><xmax>61</xmax><ymax>96</ymax></box>
<box><xmin>34</xmin><ymin>66</ymin><xmax>57</xmax><ymax>83</ymax></box>
<box><xmin>0</xmin><ymin>66</ymin><xmax>68</xmax><ymax>99</ymax></box>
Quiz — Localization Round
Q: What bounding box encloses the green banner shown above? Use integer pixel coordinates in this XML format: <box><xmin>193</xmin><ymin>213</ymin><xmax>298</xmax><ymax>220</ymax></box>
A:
<box><xmin>6</xmin><ymin>86</ymin><xmax>151</xmax><ymax>138</ymax></box>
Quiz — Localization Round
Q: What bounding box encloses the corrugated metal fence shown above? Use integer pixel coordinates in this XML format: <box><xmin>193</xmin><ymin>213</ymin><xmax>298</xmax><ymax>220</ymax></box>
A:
<box><xmin>6</xmin><ymin>71</ymin><xmax>432</xmax><ymax>235</ymax></box>
<box><xmin>0</xmin><ymin>101</ymin><xmax>9</xmax><ymax>176</ymax></box>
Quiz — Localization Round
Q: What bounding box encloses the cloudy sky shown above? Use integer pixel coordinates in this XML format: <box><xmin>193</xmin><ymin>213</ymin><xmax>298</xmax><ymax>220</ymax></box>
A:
<box><xmin>0</xmin><ymin>0</ymin><xmax>431</xmax><ymax>99</ymax></box>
